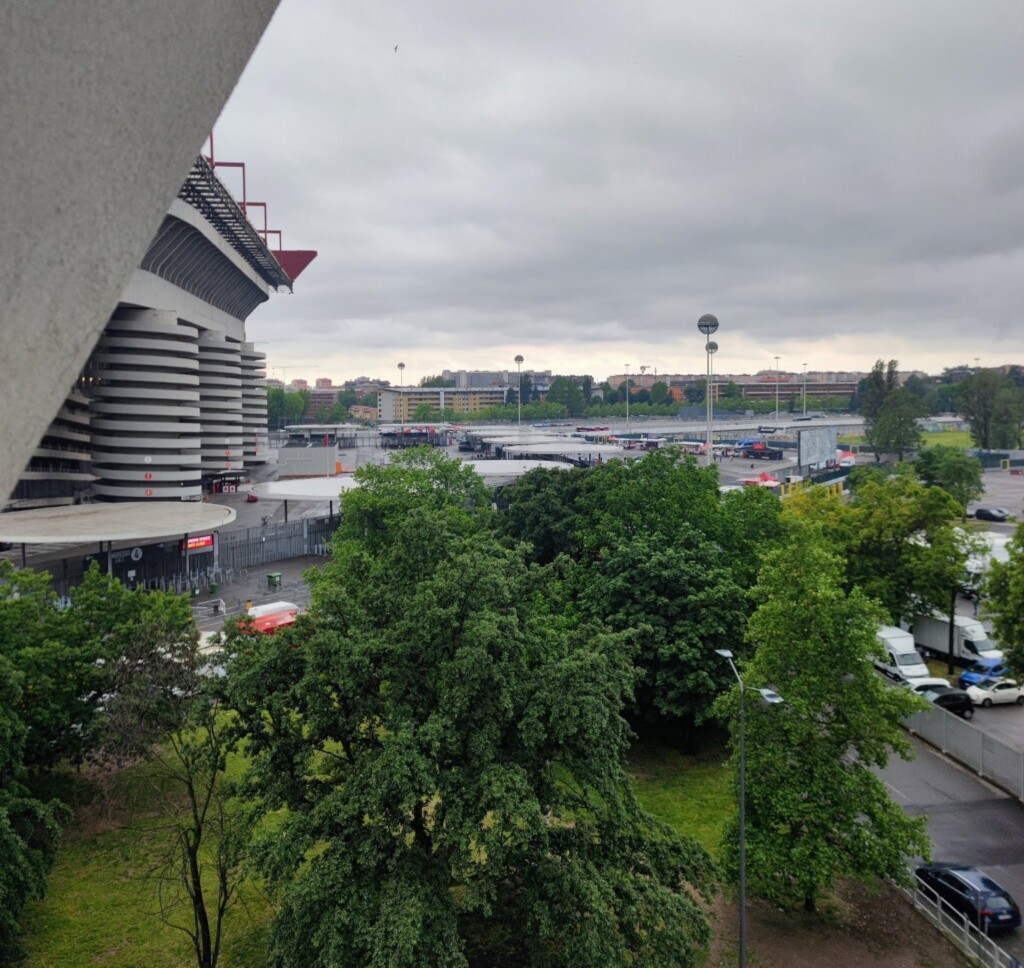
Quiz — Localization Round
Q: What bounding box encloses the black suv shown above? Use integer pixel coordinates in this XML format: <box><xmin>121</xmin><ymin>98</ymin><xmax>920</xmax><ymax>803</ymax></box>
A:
<box><xmin>916</xmin><ymin>864</ymin><xmax>1021</xmax><ymax>932</ymax></box>
<box><xmin>974</xmin><ymin>508</ymin><xmax>1009</xmax><ymax>522</ymax></box>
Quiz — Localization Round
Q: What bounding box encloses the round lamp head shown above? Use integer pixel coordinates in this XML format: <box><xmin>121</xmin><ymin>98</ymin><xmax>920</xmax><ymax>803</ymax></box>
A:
<box><xmin>706</xmin><ymin>340</ymin><xmax>718</xmax><ymax>355</ymax></box>
<box><xmin>398</xmin><ymin>362</ymin><xmax>405</xmax><ymax>369</ymax></box>
<box><xmin>697</xmin><ymin>313</ymin><xmax>720</xmax><ymax>336</ymax></box>
<box><xmin>514</xmin><ymin>354</ymin><xmax>524</xmax><ymax>365</ymax></box>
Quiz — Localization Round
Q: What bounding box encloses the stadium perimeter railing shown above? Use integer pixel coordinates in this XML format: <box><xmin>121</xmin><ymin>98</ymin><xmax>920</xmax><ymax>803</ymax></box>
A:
<box><xmin>901</xmin><ymin>875</ymin><xmax>1021</xmax><ymax>967</ymax></box>
<box><xmin>905</xmin><ymin>706</ymin><xmax>1024</xmax><ymax>801</ymax></box>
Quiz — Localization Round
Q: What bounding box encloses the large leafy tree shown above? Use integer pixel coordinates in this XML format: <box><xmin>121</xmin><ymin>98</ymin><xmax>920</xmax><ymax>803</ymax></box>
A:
<box><xmin>495</xmin><ymin>465</ymin><xmax>590</xmax><ymax>565</ymax></box>
<box><xmin>499</xmin><ymin>452</ymin><xmax>785</xmax><ymax>731</ymax></box>
<box><xmin>958</xmin><ymin>370</ymin><xmax>1024</xmax><ymax>449</ymax></box>
<box><xmin>226</xmin><ymin>450</ymin><xmax>715</xmax><ymax>967</ymax></box>
<box><xmin>577</xmin><ymin>527</ymin><xmax>747</xmax><ymax>736</ymax></box>
<box><xmin>0</xmin><ymin>655</ymin><xmax>67</xmax><ymax>963</ymax></box>
<box><xmin>858</xmin><ymin>359</ymin><xmax>899</xmax><ymax>461</ymax></box>
<box><xmin>983</xmin><ymin>523</ymin><xmax>1024</xmax><ymax>682</ymax></box>
<box><xmin>785</xmin><ymin>473</ymin><xmax>967</xmax><ymax>624</ymax></box>
<box><xmin>717</xmin><ymin>534</ymin><xmax>929</xmax><ymax>913</ymax></box>
<box><xmin>914</xmin><ymin>445</ymin><xmax>984</xmax><ymax>514</ymax></box>
<box><xmin>546</xmin><ymin>376</ymin><xmax>586</xmax><ymax>416</ymax></box>
<box><xmin>868</xmin><ymin>388</ymin><xmax>924</xmax><ymax>461</ymax></box>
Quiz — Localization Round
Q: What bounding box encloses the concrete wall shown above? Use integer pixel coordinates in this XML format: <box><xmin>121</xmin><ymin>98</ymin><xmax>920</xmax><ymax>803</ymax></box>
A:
<box><xmin>0</xmin><ymin>0</ymin><xmax>280</xmax><ymax>506</ymax></box>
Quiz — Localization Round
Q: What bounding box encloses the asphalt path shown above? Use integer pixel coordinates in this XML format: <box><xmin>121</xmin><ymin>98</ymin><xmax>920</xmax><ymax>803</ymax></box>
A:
<box><xmin>880</xmin><ymin>735</ymin><xmax>1024</xmax><ymax>960</ymax></box>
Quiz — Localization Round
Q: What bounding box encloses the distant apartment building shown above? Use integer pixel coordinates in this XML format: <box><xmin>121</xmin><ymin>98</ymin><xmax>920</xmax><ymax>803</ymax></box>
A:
<box><xmin>442</xmin><ymin>368</ymin><xmax>552</xmax><ymax>389</ymax></box>
<box><xmin>344</xmin><ymin>376</ymin><xmax>391</xmax><ymax>394</ymax></box>
<box><xmin>378</xmin><ymin>387</ymin><xmax>508</xmax><ymax>422</ymax></box>
<box><xmin>315</xmin><ymin>377</ymin><xmax>334</xmax><ymax>389</ymax></box>
<box><xmin>349</xmin><ymin>404</ymin><xmax>377</xmax><ymax>422</ymax></box>
<box><xmin>308</xmin><ymin>387</ymin><xmax>340</xmax><ymax>414</ymax></box>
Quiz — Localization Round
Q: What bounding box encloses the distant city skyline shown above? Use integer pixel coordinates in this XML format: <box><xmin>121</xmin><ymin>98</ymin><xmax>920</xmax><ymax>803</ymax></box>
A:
<box><xmin>266</xmin><ymin>358</ymin><xmax>1011</xmax><ymax>391</ymax></box>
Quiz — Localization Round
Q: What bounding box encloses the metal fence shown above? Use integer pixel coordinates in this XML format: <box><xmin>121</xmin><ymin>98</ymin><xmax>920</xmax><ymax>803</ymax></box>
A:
<box><xmin>905</xmin><ymin>707</ymin><xmax>1024</xmax><ymax>800</ymax></box>
<box><xmin>216</xmin><ymin>514</ymin><xmax>340</xmax><ymax>571</ymax></box>
<box><xmin>901</xmin><ymin>875</ymin><xmax>1021</xmax><ymax>967</ymax></box>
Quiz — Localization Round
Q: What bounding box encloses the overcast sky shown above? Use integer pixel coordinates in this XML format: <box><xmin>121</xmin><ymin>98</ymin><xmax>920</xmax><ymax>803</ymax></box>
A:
<box><xmin>212</xmin><ymin>0</ymin><xmax>1023</xmax><ymax>386</ymax></box>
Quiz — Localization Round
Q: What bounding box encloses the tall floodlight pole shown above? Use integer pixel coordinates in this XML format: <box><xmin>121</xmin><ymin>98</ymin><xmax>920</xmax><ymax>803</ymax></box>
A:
<box><xmin>698</xmin><ymin>314</ymin><xmax>720</xmax><ymax>467</ymax></box>
<box><xmin>515</xmin><ymin>354</ymin><xmax>524</xmax><ymax>427</ymax></box>
<box><xmin>773</xmin><ymin>356</ymin><xmax>780</xmax><ymax>419</ymax></box>
<box><xmin>802</xmin><ymin>362</ymin><xmax>808</xmax><ymax>417</ymax></box>
<box><xmin>397</xmin><ymin>362</ymin><xmax>405</xmax><ymax>424</ymax></box>
<box><xmin>625</xmin><ymin>363</ymin><xmax>630</xmax><ymax>427</ymax></box>
<box><xmin>715</xmin><ymin>648</ymin><xmax>783</xmax><ymax>968</ymax></box>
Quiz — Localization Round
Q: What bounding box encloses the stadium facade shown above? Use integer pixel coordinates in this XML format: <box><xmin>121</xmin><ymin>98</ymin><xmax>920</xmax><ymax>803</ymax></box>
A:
<box><xmin>6</xmin><ymin>155</ymin><xmax>303</xmax><ymax>510</ymax></box>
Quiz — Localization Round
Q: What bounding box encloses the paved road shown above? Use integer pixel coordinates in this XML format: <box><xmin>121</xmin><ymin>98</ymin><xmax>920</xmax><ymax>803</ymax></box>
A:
<box><xmin>880</xmin><ymin>735</ymin><xmax>1024</xmax><ymax>960</ymax></box>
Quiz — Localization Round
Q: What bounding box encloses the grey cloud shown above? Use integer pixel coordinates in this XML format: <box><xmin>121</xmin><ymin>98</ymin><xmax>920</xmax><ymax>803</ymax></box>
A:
<box><xmin>225</xmin><ymin>0</ymin><xmax>1023</xmax><ymax>379</ymax></box>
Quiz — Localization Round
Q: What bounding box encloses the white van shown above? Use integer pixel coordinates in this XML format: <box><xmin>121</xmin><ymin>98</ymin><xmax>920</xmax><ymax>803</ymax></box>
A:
<box><xmin>874</xmin><ymin>625</ymin><xmax>929</xmax><ymax>680</ymax></box>
<box><xmin>911</xmin><ymin>614</ymin><xmax>1002</xmax><ymax>664</ymax></box>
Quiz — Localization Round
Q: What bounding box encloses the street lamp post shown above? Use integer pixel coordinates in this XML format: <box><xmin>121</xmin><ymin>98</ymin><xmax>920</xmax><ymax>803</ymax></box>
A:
<box><xmin>802</xmin><ymin>363</ymin><xmax>808</xmax><ymax>417</ymax></box>
<box><xmin>397</xmin><ymin>362</ymin><xmax>406</xmax><ymax>423</ymax></box>
<box><xmin>397</xmin><ymin>362</ymin><xmax>405</xmax><ymax>387</ymax></box>
<box><xmin>698</xmin><ymin>314</ymin><xmax>720</xmax><ymax>467</ymax></box>
<box><xmin>625</xmin><ymin>363</ymin><xmax>630</xmax><ymax>427</ymax></box>
<box><xmin>715</xmin><ymin>648</ymin><xmax>784</xmax><ymax>968</ymax></box>
<box><xmin>773</xmin><ymin>356</ymin><xmax>780</xmax><ymax>419</ymax></box>
<box><xmin>515</xmin><ymin>354</ymin><xmax>524</xmax><ymax>427</ymax></box>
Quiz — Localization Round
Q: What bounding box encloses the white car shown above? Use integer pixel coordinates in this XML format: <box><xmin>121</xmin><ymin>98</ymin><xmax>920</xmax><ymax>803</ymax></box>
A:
<box><xmin>897</xmin><ymin>676</ymin><xmax>950</xmax><ymax>695</ymax></box>
<box><xmin>966</xmin><ymin>679</ymin><xmax>1024</xmax><ymax>707</ymax></box>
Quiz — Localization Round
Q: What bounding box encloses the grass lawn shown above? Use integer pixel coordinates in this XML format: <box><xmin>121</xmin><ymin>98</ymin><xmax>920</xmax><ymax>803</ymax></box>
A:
<box><xmin>20</xmin><ymin>758</ymin><xmax>273</xmax><ymax>968</ymax></box>
<box><xmin>837</xmin><ymin>430</ymin><xmax>976</xmax><ymax>450</ymax></box>
<box><xmin>20</xmin><ymin>744</ymin><xmax>730</xmax><ymax>966</ymax></box>
<box><xmin>920</xmin><ymin>430</ymin><xmax>974</xmax><ymax>449</ymax></box>
<box><xmin>628</xmin><ymin>743</ymin><xmax>731</xmax><ymax>856</ymax></box>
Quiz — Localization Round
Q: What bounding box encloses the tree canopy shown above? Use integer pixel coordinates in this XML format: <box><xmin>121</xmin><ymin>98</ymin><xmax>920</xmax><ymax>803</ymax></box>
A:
<box><xmin>983</xmin><ymin>523</ymin><xmax>1024</xmax><ymax>682</ymax></box>
<box><xmin>914</xmin><ymin>445</ymin><xmax>984</xmax><ymax>514</ymax></box>
<box><xmin>716</xmin><ymin>532</ymin><xmax>930</xmax><ymax>912</ymax></box>
<box><xmin>225</xmin><ymin>449</ymin><xmax>716</xmax><ymax>967</ymax></box>
<box><xmin>958</xmin><ymin>371</ymin><xmax>1024</xmax><ymax>449</ymax></box>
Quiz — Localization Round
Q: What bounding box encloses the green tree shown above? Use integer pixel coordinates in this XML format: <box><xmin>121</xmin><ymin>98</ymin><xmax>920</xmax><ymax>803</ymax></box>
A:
<box><xmin>419</xmin><ymin>375</ymin><xmax>455</xmax><ymax>387</ymax></box>
<box><xmin>266</xmin><ymin>386</ymin><xmax>286</xmax><ymax>429</ymax></box>
<box><xmin>546</xmin><ymin>376</ymin><xmax>586</xmax><ymax>416</ymax></box>
<box><xmin>785</xmin><ymin>474</ymin><xmax>967</xmax><ymax>624</ymax></box>
<box><xmin>914</xmin><ymin>445</ymin><xmax>983</xmax><ymax>514</ymax></box>
<box><xmin>685</xmin><ymin>379</ymin><xmax>706</xmax><ymax>405</ymax></box>
<box><xmin>0</xmin><ymin>655</ymin><xmax>68</xmax><ymax>963</ymax></box>
<box><xmin>717</xmin><ymin>535</ymin><xmax>929</xmax><ymax>913</ymax></box>
<box><xmin>226</xmin><ymin>452</ymin><xmax>715</xmax><ymax>967</ymax></box>
<box><xmin>650</xmin><ymin>381</ymin><xmax>669</xmax><ymax>405</ymax></box>
<box><xmin>993</xmin><ymin>383</ymin><xmax>1024</xmax><ymax>448</ymax></box>
<box><xmin>412</xmin><ymin>402</ymin><xmax>440</xmax><ymax>421</ymax></box>
<box><xmin>958</xmin><ymin>370</ymin><xmax>1024</xmax><ymax>449</ymax></box>
<box><xmin>856</xmin><ymin>359</ymin><xmax>898</xmax><ymax>422</ymax></box>
<box><xmin>495</xmin><ymin>465</ymin><xmax>589</xmax><ymax>564</ymax></box>
<box><xmin>601</xmin><ymin>382</ymin><xmax>618</xmax><ymax>405</ymax></box>
<box><xmin>283</xmin><ymin>390</ymin><xmax>309</xmax><ymax>425</ymax></box>
<box><xmin>518</xmin><ymin>371</ymin><xmax>535</xmax><ymax>404</ymax></box>
<box><xmin>867</xmin><ymin>388</ymin><xmax>924</xmax><ymax>461</ymax></box>
<box><xmin>97</xmin><ymin>613</ymin><xmax>246</xmax><ymax>968</ymax></box>
<box><xmin>983</xmin><ymin>523</ymin><xmax>1024</xmax><ymax>682</ymax></box>
<box><xmin>577</xmin><ymin>528</ymin><xmax>747</xmax><ymax>735</ymax></box>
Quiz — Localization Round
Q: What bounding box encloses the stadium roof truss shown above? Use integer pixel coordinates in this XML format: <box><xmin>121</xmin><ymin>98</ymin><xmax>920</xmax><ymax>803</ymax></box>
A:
<box><xmin>177</xmin><ymin>155</ymin><xmax>293</xmax><ymax>291</ymax></box>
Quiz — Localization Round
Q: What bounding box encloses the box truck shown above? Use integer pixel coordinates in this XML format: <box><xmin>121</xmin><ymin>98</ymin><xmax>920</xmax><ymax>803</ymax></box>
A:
<box><xmin>910</xmin><ymin>614</ymin><xmax>1002</xmax><ymax>664</ymax></box>
<box><xmin>874</xmin><ymin>625</ymin><xmax>930</xmax><ymax>680</ymax></box>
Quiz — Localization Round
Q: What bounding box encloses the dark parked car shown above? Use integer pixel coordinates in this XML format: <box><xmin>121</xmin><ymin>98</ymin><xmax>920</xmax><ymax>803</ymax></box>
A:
<box><xmin>958</xmin><ymin>659</ymin><xmax>1009</xmax><ymax>690</ymax></box>
<box><xmin>916</xmin><ymin>864</ymin><xmax>1021</xmax><ymax>932</ymax></box>
<box><xmin>922</xmin><ymin>685</ymin><xmax>974</xmax><ymax>719</ymax></box>
<box><xmin>974</xmin><ymin>507</ymin><xmax>1009</xmax><ymax>522</ymax></box>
